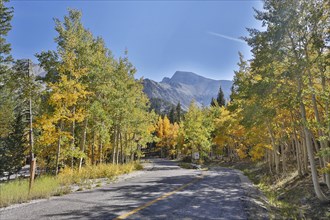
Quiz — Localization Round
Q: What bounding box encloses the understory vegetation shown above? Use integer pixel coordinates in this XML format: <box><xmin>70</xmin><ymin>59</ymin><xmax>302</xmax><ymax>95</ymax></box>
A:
<box><xmin>0</xmin><ymin>162</ymin><xmax>142</xmax><ymax>207</ymax></box>
<box><xmin>230</xmin><ymin>160</ymin><xmax>330</xmax><ymax>219</ymax></box>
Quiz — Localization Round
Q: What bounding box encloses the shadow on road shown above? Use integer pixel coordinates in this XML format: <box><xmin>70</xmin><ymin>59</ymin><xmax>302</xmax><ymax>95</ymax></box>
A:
<box><xmin>40</xmin><ymin>166</ymin><xmax>249</xmax><ymax>220</ymax></box>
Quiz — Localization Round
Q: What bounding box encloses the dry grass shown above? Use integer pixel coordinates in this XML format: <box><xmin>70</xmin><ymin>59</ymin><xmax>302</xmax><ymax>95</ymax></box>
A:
<box><xmin>58</xmin><ymin>162</ymin><xmax>142</xmax><ymax>186</ymax></box>
<box><xmin>0</xmin><ymin>162</ymin><xmax>143</xmax><ymax>208</ymax></box>
<box><xmin>0</xmin><ymin>176</ymin><xmax>64</xmax><ymax>208</ymax></box>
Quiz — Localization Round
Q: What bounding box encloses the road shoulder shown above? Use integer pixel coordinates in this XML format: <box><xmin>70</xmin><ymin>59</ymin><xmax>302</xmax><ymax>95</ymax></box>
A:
<box><xmin>0</xmin><ymin>161</ymin><xmax>152</xmax><ymax>212</ymax></box>
<box><xmin>209</xmin><ymin>166</ymin><xmax>270</xmax><ymax>219</ymax></box>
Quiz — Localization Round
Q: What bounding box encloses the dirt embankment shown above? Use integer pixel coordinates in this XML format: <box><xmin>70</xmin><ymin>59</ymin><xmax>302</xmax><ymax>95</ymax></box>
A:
<box><xmin>208</xmin><ymin>160</ymin><xmax>330</xmax><ymax>219</ymax></box>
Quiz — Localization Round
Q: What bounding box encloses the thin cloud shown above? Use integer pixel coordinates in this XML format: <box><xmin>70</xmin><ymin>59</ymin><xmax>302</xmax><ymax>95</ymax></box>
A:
<box><xmin>207</xmin><ymin>31</ymin><xmax>246</xmax><ymax>44</ymax></box>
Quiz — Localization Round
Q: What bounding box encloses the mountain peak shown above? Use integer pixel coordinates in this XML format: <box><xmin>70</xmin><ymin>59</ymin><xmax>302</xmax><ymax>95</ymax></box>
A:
<box><xmin>172</xmin><ymin>71</ymin><xmax>200</xmax><ymax>78</ymax></box>
<box><xmin>161</xmin><ymin>77</ymin><xmax>171</xmax><ymax>83</ymax></box>
<box><xmin>144</xmin><ymin>71</ymin><xmax>233</xmax><ymax>111</ymax></box>
<box><xmin>161</xmin><ymin>71</ymin><xmax>212</xmax><ymax>84</ymax></box>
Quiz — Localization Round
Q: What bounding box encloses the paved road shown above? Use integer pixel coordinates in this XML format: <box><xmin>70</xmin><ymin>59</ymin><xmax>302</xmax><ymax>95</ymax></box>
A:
<box><xmin>0</xmin><ymin>159</ymin><xmax>267</xmax><ymax>220</ymax></box>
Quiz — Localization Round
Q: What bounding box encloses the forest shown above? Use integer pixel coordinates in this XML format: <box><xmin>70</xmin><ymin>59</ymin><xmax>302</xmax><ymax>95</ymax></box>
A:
<box><xmin>0</xmin><ymin>0</ymin><xmax>329</xmax><ymax>212</ymax></box>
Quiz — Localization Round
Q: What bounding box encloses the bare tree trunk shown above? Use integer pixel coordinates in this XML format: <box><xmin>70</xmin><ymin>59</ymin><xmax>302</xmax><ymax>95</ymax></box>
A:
<box><xmin>267</xmin><ymin>150</ymin><xmax>273</xmax><ymax>174</ymax></box>
<box><xmin>79</xmin><ymin>119</ymin><xmax>88</xmax><ymax>170</ymax></box>
<box><xmin>99</xmin><ymin>122</ymin><xmax>104</xmax><ymax>164</ymax></box>
<box><xmin>293</xmin><ymin>137</ymin><xmax>301</xmax><ymax>176</ymax></box>
<box><xmin>299</xmin><ymin>83</ymin><xmax>328</xmax><ymax>201</ymax></box>
<box><xmin>131</xmin><ymin>134</ymin><xmax>135</xmax><ymax>161</ymax></box>
<box><xmin>312</xmin><ymin>134</ymin><xmax>327</xmax><ymax>183</ymax></box>
<box><xmin>28</xmin><ymin>60</ymin><xmax>36</xmax><ymax>192</ymax></box>
<box><xmin>268</xmin><ymin>124</ymin><xmax>280</xmax><ymax>174</ymax></box>
<box><xmin>291</xmin><ymin>111</ymin><xmax>304</xmax><ymax>176</ymax></box>
<box><xmin>302</xmin><ymin>126</ymin><xmax>328</xmax><ymax>201</ymax></box>
<box><xmin>92</xmin><ymin>131</ymin><xmax>95</xmax><ymax>165</ymax></box>
<box><xmin>280</xmin><ymin>142</ymin><xmax>286</xmax><ymax>173</ymax></box>
<box><xmin>120</xmin><ymin>132</ymin><xmax>123</xmax><ymax>164</ymax></box>
<box><xmin>29</xmin><ymin>158</ymin><xmax>36</xmax><ymax>195</ymax></box>
<box><xmin>137</xmin><ymin>145</ymin><xmax>141</xmax><ymax>161</ymax></box>
<box><xmin>301</xmin><ymin>130</ymin><xmax>308</xmax><ymax>173</ymax></box>
<box><xmin>306</xmin><ymin>64</ymin><xmax>330</xmax><ymax>188</ymax></box>
<box><xmin>125</xmin><ymin>132</ymin><xmax>128</xmax><ymax>162</ymax></box>
<box><xmin>71</xmin><ymin>106</ymin><xmax>76</xmax><ymax>170</ymax></box>
<box><xmin>55</xmin><ymin>120</ymin><xmax>63</xmax><ymax>175</ymax></box>
<box><xmin>28</xmin><ymin>95</ymin><xmax>35</xmax><ymax>191</ymax></box>
<box><xmin>99</xmin><ymin>140</ymin><xmax>103</xmax><ymax>164</ymax></box>
<box><xmin>116</xmin><ymin>126</ymin><xmax>120</xmax><ymax>164</ymax></box>
<box><xmin>289</xmin><ymin>33</ymin><xmax>328</xmax><ymax>201</ymax></box>
<box><xmin>112</xmin><ymin>127</ymin><xmax>117</xmax><ymax>164</ymax></box>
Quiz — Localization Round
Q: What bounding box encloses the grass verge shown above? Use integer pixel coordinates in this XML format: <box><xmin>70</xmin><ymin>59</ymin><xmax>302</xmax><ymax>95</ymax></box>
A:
<box><xmin>0</xmin><ymin>176</ymin><xmax>65</xmax><ymax>208</ymax></box>
<box><xmin>0</xmin><ymin>162</ymin><xmax>143</xmax><ymax>208</ymax></box>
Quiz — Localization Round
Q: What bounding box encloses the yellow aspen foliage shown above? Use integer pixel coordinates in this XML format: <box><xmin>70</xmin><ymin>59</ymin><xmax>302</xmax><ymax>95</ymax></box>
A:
<box><xmin>249</xmin><ymin>143</ymin><xmax>266</xmax><ymax>161</ymax></box>
<box><xmin>163</xmin><ymin>116</ymin><xmax>171</xmax><ymax>137</ymax></box>
<box><xmin>35</xmin><ymin>114</ymin><xmax>58</xmax><ymax>146</ymax></box>
<box><xmin>168</xmin><ymin>122</ymin><xmax>180</xmax><ymax>157</ymax></box>
<box><xmin>156</xmin><ymin>116</ymin><xmax>164</xmax><ymax>140</ymax></box>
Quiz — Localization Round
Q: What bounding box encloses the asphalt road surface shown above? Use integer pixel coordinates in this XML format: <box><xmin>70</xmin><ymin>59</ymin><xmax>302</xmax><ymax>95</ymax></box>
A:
<box><xmin>0</xmin><ymin>159</ymin><xmax>267</xmax><ymax>220</ymax></box>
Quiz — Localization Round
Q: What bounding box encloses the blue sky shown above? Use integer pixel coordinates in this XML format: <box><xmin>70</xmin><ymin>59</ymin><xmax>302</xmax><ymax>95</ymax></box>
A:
<box><xmin>7</xmin><ymin>0</ymin><xmax>263</xmax><ymax>81</ymax></box>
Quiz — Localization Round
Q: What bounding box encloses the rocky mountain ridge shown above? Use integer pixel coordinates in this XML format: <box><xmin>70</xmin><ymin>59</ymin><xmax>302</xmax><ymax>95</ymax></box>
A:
<box><xmin>143</xmin><ymin>71</ymin><xmax>233</xmax><ymax>111</ymax></box>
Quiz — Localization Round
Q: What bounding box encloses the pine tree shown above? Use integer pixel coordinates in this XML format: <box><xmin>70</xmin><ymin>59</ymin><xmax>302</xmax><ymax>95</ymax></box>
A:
<box><xmin>211</xmin><ymin>86</ymin><xmax>226</xmax><ymax>107</ymax></box>
<box><xmin>0</xmin><ymin>0</ymin><xmax>13</xmax><ymax>69</ymax></box>
<box><xmin>210</xmin><ymin>98</ymin><xmax>217</xmax><ymax>107</ymax></box>
<box><xmin>169</xmin><ymin>106</ymin><xmax>175</xmax><ymax>123</ymax></box>
<box><xmin>0</xmin><ymin>111</ymin><xmax>26</xmax><ymax>179</ymax></box>
<box><xmin>11</xmin><ymin>59</ymin><xmax>41</xmax><ymax>189</ymax></box>
<box><xmin>0</xmin><ymin>0</ymin><xmax>14</xmax><ymax>139</ymax></box>
<box><xmin>176</xmin><ymin>102</ymin><xmax>181</xmax><ymax>122</ymax></box>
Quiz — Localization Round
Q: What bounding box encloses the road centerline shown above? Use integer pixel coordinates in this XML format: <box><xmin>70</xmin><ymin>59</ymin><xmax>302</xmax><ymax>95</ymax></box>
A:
<box><xmin>113</xmin><ymin>174</ymin><xmax>204</xmax><ymax>220</ymax></box>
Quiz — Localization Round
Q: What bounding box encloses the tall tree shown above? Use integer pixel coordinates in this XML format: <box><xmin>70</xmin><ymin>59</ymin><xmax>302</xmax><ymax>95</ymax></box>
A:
<box><xmin>223</xmin><ymin>0</ymin><xmax>330</xmax><ymax>201</ymax></box>
<box><xmin>0</xmin><ymin>0</ymin><xmax>13</xmax><ymax>69</ymax></box>
<box><xmin>0</xmin><ymin>59</ymin><xmax>41</xmax><ymax>180</ymax></box>
<box><xmin>169</xmin><ymin>106</ymin><xmax>175</xmax><ymax>123</ymax></box>
<box><xmin>181</xmin><ymin>101</ymin><xmax>211</xmax><ymax>161</ymax></box>
<box><xmin>11</xmin><ymin>59</ymin><xmax>41</xmax><ymax>189</ymax></box>
<box><xmin>0</xmin><ymin>0</ymin><xmax>14</xmax><ymax>139</ymax></box>
<box><xmin>257</xmin><ymin>0</ymin><xmax>328</xmax><ymax>201</ymax></box>
<box><xmin>36</xmin><ymin>10</ymin><xmax>91</xmax><ymax>174</ymax></box>
<box><xmin>176</xmin><ymin>102</ymin><xmax>182</xmax><ymax>122</ymax></box>
<box><xmin>0</xmin><ymin>112</ymin><xmax>26</xmax><ymax>179</ymax></box>
<box><xmin>211</xmin><ymin>86</ymin><xmax>225</xmax><ymax>107</ymax></box>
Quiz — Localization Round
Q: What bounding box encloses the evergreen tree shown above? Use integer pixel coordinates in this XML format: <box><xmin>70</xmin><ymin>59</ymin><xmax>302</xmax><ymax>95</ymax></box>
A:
<box><xmin>176</xmin><ymin>102</ymin><xmax>181</xmax><ymax>122</ymax></box>
<box><xmin>0</xmin><ymin>0</ymin><xmax>14</xmax><ymax>138</ymax></box>
<box><xmin>211</xmin><ymin>86</ymin><xmax>226</xmax><ymax>107</ymax></box>
<box><xmin>210</xmin><ymin>98</ymin><xmax>217</xmax><ymax>107</ymax></box>
<box><xmin>11</xmin><ymin>59</ymin><xmax>41</xmax><ymax>188</ymax></box>
<box><xmin>229</xmin><ymin>85</ymin><xmax>235</xmax><ymax>102</ymax></box>
<box><xmin>0</xmin><ymin>112</ymin><xmax>26</xmax><ymax>179</ymax></box>
<box><xmin>0</xmin><ymin>0</ymin><xmax>13</xmax><ymax>69</ymax></box>
<box><xmin>169</xmin><ymin>106</ymin><xmax>175</xmax><ymax>123</ymax></box>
